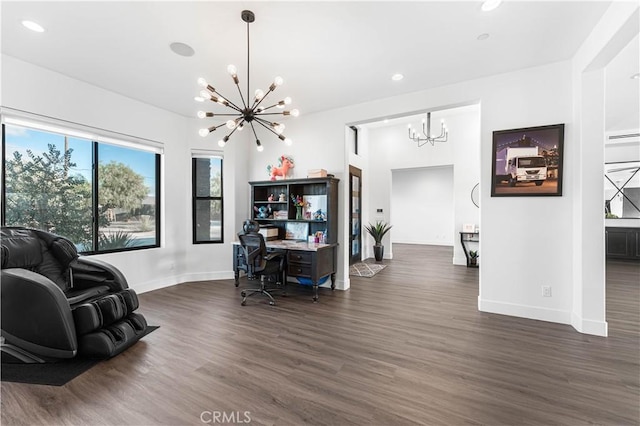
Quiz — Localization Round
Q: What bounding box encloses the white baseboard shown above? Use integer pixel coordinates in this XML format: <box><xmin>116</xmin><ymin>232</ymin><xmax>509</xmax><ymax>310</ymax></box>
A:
<box><xmin>478</xmin><ymin>297</ymin><xmax>608</xmax><ymax>336</ymax></box>
<box><xmin>133</xmin><ymin>270</ymin><xmax>349</xmax><ymax>294</ymax></box>
<box><xmin>571</xmin><ymin>312</ymin><xmax>608</xmax><ymax>337</ymax></box>
<box><xmin>478</xmin><ymin>297</ymin><xmax>572</xmax><ymax>325</ymax></box>
<box><xmin>134</xmin><ymin>270</ymin><xmax>235</xmax><ymax>294</ymax></box>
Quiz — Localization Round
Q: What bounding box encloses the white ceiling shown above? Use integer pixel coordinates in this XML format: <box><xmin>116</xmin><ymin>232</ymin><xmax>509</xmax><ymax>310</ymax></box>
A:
<box><xmin>2</xmin><ymin>1</ymin><xmax>634</xmax><ymax>130</ymax></box>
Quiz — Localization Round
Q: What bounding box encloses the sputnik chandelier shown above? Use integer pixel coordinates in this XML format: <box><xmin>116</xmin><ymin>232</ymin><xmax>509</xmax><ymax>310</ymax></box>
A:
<box><xmin>196</xmin><ymin>10</ymin><xmax>299</xmax><ymax>151</ymax></box>
<box><xmin>407</xmin><ymin>112</ymin><xmax>448</xmax><ymax>147</ymax></box>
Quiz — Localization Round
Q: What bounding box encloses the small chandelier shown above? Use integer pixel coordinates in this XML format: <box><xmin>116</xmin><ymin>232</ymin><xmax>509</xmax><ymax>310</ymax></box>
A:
<box><xmin>407</xmin><ymin>112</ymin><xmax>448</xmax><ymax>147</ymax></box>
<box><xmin>196</xmin><ymin>10</ymin><xmax>299</xmax><ymax>152</ymax></box>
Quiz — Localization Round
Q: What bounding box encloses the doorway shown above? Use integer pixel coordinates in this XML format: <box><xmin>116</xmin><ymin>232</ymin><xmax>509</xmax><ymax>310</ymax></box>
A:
<box><xmin>349</xmin><ymin>165</ymin><xmax>362</xmax><ymax>265</ymax></box>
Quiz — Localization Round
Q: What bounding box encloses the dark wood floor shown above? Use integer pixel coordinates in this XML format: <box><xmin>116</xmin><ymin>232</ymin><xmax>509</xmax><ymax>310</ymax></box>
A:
<box><xmin>2</xmin><ymin>244</ymin><xmax>638</xmax><ymax>425</ymax></box>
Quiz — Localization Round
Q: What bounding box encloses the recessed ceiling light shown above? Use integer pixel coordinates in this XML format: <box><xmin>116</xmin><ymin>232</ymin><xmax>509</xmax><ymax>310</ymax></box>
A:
<box><xmin>477</xmin><ymin>33</ymin><xmax>490</xmax><ymax>41</ymax></box>
<box><xmin>22</xmin><ymin>20</ymin><xmax>45</xmax><ymax>33</ymax></box>
<box><xmin>391</xmin><ymin>73</ymin><xmax>404</xmax><ymax>81</ymax></box>
<box><xmin>481</xmin><ymin>0</ymin><xmax>502</xmax><ymax>12</ymax></box>
<box><xmin>169</xmin><ymin>42</ymin><xmax>195</xmax><ymax>57</ymax></box>
<box><xmin>631</xmin><ymin>73</ymin><xmax>640</xmax><ymax>80</ymax></box>
<box><xmin>194</xmin><ymin>96</ymin><xmax>205</xmax><ymax>102</ymax></box>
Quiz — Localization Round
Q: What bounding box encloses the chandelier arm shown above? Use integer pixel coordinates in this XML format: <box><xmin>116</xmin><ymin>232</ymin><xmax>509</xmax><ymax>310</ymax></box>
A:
<box><xmin>254</xmin><ymin>118</ymin><xmax>283</xmax><ymax>138</ymax></box>
<box><xmin>209</xmin><ymin>95</ymin><xmax>243</xmax><ymax>113</ymax></box>
<box><xmin>249</xmin><ymin>122</ymin><xmax>261</xmax><ymax>145</ymax></box>
<box><xmin>250</xmin><ymin>86</ymin><xmax>276</xmax><ymax>111</ymax></box>
<box><xmin>224</xmin><ymin>123</ymin><xmax>243</xmax><ymax>140</ymax></box>
<box><xmin>258</xmin><ymin>103</ymin><xmax>283</xmax><ymax>111</ymax></box>
<box><xmin>234</xmin><ymin>80</ymin><xmax>249</xmax><ymax>110</ymax></box>
<box><xmin>254</xmin><ymin>112</ymin><xmax>287</xmax><ymax>116</ymax></box>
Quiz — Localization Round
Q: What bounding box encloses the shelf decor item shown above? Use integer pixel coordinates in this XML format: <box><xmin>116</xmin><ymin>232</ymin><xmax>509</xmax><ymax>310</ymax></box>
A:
<box><xmin>469</xmin><ymin>250</ymin><xmax>479</xmax><ymax>266</ymax></box>
<box><xmin>291</xmin><ymin>194</ymin><xmax>308</xmax><ymax>220</ymax></box>
<box><xmin>365</xmin><ymin>221</ymin><xmax>392</xmax><ymax>262</ymax></box>
<box><xmin>267</xmin><ymin>155</ymin><xmax>295</xmax><ymax>180</ymax></box>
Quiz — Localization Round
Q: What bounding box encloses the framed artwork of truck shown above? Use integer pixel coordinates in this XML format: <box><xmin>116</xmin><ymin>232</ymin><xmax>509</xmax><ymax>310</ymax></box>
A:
<box><xmin>491</xmin><ymin>123</ymin><xmax>565</xmax><ymax>197</ymax></box>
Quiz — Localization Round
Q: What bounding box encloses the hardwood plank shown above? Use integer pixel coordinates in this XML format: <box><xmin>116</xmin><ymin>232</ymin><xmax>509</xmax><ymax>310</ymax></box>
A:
<box><xmin>2</xmin><ymin>244</ymin><xmax>638</xmax><ymax>425</ymax></box>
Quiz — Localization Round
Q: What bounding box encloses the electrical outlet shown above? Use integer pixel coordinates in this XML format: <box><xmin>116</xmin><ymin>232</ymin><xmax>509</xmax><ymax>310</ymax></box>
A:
<box><xmin>542</xmin><ymin>286</ymin><xmax>552</xmax><ymax>297</ymax></box>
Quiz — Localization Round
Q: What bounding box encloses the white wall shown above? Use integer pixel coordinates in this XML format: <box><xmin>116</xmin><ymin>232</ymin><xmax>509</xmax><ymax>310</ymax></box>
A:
<box><xmin>1</xmin><ymin>55</ymin><xmax>239</xmax><ymax>293</ymax></box>
<box><xmin>391</xmin><ymin>166</ymin><xmax>454</xmax><ymax>246</ymax></box>
<box><xmin>360</xmin><ymin>105</ymin><xmax>480</xmax><ymax>263</ymax></box>
<box><xmin>242</xmin><ymin>59</ymin><xmax>583</xmax><ymax>330</ymax></box>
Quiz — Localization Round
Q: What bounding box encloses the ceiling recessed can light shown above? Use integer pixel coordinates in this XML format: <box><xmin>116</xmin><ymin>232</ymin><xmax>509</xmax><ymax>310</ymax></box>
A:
<box><xmin>22</xmin><ymin>20</ymin><xmax>45</xmax><ymax>33</ymax></box>
<box><xmin>481</xmin><ymin>0</ymin><xmax>502</xmax><ymax>12</ymax></box>
<box><xmin>477</xmin><ymin>33</ymin><xmax>490</xmax><ymax>41</ymax></box>
<box><xmin>170</xmin><ymin>42</ymin><xmax>195</xmax><ymax>57</ymax></box>
<box><xmin>392</xmin><ymin>73</ymin><xmax>404</xmax><ymax>81</ymax></box>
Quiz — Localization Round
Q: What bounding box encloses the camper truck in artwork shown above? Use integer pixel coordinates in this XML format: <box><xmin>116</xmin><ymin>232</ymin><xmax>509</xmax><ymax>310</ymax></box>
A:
<box><xmin>496</xmin><ymin>146</ymin><xmax>547</xmax><ymax>187</ymax></box>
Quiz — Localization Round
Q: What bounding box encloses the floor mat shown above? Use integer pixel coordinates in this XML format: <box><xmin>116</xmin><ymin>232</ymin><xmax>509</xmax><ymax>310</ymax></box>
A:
<box><xmin>1</xmin><ymin>325</ymin><xmax>159</xmax><ymax>386</ymax></box>
<box><xmin>349</xmin><ymin>262</ymin><xmax>387</xmax><ymax>278</ymax></box>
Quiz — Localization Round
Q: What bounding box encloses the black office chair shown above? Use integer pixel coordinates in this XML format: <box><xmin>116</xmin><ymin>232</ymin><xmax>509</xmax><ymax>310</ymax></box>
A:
<box><xmin>237</xmin><ymin>231</ymin><xmax>286</xmax><ymax>306</ymax></box>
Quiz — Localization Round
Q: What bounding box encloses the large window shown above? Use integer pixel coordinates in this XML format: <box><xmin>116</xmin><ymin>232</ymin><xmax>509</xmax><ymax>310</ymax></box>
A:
<box><xmin>192</xmin><ymin>156</ymin><xmax>223</xmax><ymax>243</ymax></box>
<box><xmin>2</xmin><ymin>122</ymin><xmax>161</xmax><ymax>253</ymax></box>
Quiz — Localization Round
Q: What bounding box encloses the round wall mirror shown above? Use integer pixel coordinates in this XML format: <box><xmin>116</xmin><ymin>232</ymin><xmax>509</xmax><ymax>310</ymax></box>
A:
<box><xmin>471</xmin><ymin>183</ymin><xmax>479</xmax><ymax>208</ymax></box>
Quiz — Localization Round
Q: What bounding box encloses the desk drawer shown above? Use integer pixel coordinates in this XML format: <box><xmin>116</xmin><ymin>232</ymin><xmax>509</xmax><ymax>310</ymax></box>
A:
<box><xmin>288</xmin><ymin>263</ymin><xmax>311</xmax><ymax>277</ymax></box>
<box><xmin>288</xmin><ymin>250</ymin><xmax>312</xmax><ymax>264</ymax></box>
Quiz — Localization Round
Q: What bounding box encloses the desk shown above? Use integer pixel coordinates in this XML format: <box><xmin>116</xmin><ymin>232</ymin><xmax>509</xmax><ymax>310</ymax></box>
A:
<box><xmin>233</xmin><ymin>240</ymin><xmax>337</xmax><ymax>302</ymax></box>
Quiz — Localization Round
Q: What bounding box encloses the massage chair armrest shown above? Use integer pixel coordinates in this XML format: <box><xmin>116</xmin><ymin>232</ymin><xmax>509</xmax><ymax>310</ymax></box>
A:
<box><xmin>71</xmin><ymin>257</ymin><xmax>129</xmax><ymax>291</ymax></box>
<box><xmin>0</xmin><ymin>268</ymin><xmax>78</xmax><ymax>359</ymax></box>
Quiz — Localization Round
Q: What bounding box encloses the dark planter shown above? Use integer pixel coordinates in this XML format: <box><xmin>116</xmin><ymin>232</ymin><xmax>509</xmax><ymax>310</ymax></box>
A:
<box><xmin>373</xmin><ymin>244</ymin><xmax>384</xmax><ymax>262</ymax></box>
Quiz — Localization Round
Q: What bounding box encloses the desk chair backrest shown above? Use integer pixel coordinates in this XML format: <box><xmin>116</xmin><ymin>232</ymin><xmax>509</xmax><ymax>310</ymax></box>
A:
<box><xmin>238</xmin><ymin>232</ymin><xmax>268</xmax><ymax>276</ymax></box>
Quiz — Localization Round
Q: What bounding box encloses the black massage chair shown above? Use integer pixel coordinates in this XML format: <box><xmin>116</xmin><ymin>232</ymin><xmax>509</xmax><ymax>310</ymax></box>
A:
<box><xmin>1</xmin><ymin>226</ymin><xmax>148</xmax><ymax>363</ymax></box>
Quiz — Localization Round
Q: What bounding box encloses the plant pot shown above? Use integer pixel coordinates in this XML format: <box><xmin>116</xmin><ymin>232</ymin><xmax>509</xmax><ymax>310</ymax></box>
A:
<box><xmin>373</xmin><ymin>244</ymin><xmax>384</xmax><ymax>262</ymax></box>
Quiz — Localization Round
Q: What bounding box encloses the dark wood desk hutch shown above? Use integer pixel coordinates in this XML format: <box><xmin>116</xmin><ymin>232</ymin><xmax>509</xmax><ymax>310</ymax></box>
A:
<box><xmin>249</xmin><ymin>177</ymin><xmax>339</xmax><ymax>243</ymax></box>
<box><xmin>234</xmin><ymin>177</ymin><xmax>339</xmax><ymax>302</ymax></box>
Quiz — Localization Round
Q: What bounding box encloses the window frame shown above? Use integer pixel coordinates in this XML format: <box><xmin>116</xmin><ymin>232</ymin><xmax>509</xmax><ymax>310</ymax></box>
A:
<box><xmin>192</xmin><ymin>156</ymin><xmax>224</xmax><ymax>244</ymax></box>
<box><xmin>1</xmin><ymin>119</ymin><xmax>162</xmax><ymax>254</ymax></box>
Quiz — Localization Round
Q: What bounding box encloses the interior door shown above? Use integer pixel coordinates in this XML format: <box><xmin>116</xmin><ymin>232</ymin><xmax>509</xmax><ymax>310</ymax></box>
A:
<box><xmin>349</xmin><ymin>165</ymin><xmax>362</xmax><ymax>265</ymax></box>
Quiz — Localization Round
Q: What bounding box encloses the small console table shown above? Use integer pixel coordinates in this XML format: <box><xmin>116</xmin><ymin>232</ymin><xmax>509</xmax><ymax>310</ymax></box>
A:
<box><xmin>233</xmin><ymin>240</ymin><xmax>337</xmax><ymax>302</ymax></box>
<box><xmin>460</xmin><ymin>232</ymin><xmax>479</xmax><ymax>268</ymax></box>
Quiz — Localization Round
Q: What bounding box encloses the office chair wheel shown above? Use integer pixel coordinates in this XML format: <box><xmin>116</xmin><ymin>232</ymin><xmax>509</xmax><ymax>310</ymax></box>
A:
<box><xmin>241</xmin><ymin>300</ymin><xmax>246</xmax><ymax>306</ymax></box>
<box><xmin>269</xmin><ymin>301</ymin><xmax>275</xmax><ymax>306</ymax></box>
<box><xmin>241</xmin><ymin>291</ymin><xmax>246</xmax><ymax>297</ymax></box>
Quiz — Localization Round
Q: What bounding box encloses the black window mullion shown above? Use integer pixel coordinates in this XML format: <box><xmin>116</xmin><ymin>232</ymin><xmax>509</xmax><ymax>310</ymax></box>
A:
<box><xmin>92</xmin><ymin>141</ymin><xmax>99</xmax><ymax>253</ymax></box>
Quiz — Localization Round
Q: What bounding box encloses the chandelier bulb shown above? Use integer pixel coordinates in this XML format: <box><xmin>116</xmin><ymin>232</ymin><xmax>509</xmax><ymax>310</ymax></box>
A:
<box><xmin>226</xmin><ymin>120</ymin><xmax>236</xmax><ymax>129</ymax></box>
<box><xmin>218</xmin><ymin>136</ymin><xmax>229</xmax><ymax>147</ymax></box>
<box><xmin>237</xmin><ymin>123</ymin><xmax>244</xmax><ymax>131</ymax></box>
<box><xmin>227</xmin><ymin>64</ymin><xmax>237</xmax><ymax>76</ymax></box>
<box><xmin>408</xmin><ymin>124</ymin><xmax>412</xmax><ymax>129</ymax></box>
<box><xmin>274</xmin><ymin>76</ymin><xmax>284</xmax><ymax>86</ymax></box>
<box><xmin>285</xmin><ymin>138</ymin><xmax>293</xmax><ymax>146</ymax></box>
<box><xmin>256</xmin><ymin>140</ymin><xmax>263</xmax><ymax>152</ymax></box>
<box><xmin>197</xmin><ymin>77</ymin><xmax>208</xmax><ymax>87</ymax></box>
<box><xmin>199</xmin><ymin>128</ymin><xmax>209</xmax><ymax>137</ymax></box>
<box><xmin>284</xmin><ymin>97</ymin><xmax>292</xmax><ymax>105</ymax></box>
<box><xmin>199</xmin><ymin>90</ymin><xmax>212</xmax><ymax>100</ymax></box>
<box><xmin>197</xmin><ymin>111</ymin><xmax>213</xmax><ymax>119</ymax></box>
<box><xmin>254</xmin><ymin>89</ymin><xmax>264</xmax><ymax>101</ymax></box>
<box><xmin>256</xmin><ymin>107</ymin><xmax>264</xmax><ymax>113</ymax></box>
<box><xmin>291</xmin><ymin>109</ymin><xmax>300</xmax><ymax>117</ymax></box>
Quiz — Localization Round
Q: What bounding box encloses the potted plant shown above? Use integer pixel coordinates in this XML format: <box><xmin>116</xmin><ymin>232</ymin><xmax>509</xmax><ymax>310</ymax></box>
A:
<box><xmin>469</xmin><ymin>250</ymin><xmax>479</xmax><ymax>266</ymax></box>
<box><xmin>365</xmin><ymin>221</ymin><xmax>392</xmax><ymax>262</ymax></box>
